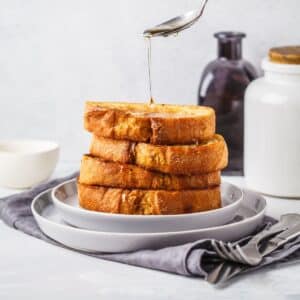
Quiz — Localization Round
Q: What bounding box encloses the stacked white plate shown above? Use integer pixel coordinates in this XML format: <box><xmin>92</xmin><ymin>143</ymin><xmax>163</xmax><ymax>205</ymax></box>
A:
<box><xmin>31</xmin><ymin>180</ymin><xmax>266</xmax><ymax>253</ymax></box>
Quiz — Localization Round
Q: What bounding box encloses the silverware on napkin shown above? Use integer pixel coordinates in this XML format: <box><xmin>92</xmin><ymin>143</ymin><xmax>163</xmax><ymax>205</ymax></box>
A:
<box><xmin>207</xmin><ymin>214</ymin><xmax>300</xmax><ymax>284</ymax></box>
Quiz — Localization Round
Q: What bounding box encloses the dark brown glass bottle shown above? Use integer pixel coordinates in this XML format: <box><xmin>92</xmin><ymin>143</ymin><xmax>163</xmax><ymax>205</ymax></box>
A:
<box><xmin>198</xmin><ymin>32</ymin><xmax>257</xmax><ymax>173</ymax></box>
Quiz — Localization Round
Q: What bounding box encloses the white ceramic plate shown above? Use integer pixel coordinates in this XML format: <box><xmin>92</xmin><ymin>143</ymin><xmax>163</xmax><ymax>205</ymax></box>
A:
<box><xmin>51</xmin><ymin>179</ymin><xmax>243</xmax><ymax>233</ymax></box>
<box><xmin>32</xmin><ymin>188</ymin><xmax>266</xmax><ymax>253</ymax></box>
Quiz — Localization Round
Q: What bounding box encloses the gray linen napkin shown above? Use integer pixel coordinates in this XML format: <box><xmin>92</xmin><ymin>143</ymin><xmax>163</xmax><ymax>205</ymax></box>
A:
<box><xmin>1</xmin><ymin>173</ymin><xmax>300</xmax><ymax>284</ymax></box>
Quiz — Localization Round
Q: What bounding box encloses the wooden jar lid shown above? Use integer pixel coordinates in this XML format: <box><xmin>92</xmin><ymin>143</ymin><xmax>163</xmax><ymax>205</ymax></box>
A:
<box><xmin>269</xmin><ymin>46</ymin><xmax>300</xmax><ymax>64</ymax></box>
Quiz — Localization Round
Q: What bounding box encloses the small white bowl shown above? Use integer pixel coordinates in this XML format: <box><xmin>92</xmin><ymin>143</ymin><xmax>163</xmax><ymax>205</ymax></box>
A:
<box><xmin>0</xmin><ymin>139</ymin><xmax>59</xmax><ymax>188</ymax></box>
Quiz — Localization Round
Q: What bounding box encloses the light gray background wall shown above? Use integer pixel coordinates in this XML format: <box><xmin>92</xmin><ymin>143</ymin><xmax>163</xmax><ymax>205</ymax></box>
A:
<box><xmin>0</xmin><ymin>0</ymin><xmax>299</xmax><ymax>163</ymax></box>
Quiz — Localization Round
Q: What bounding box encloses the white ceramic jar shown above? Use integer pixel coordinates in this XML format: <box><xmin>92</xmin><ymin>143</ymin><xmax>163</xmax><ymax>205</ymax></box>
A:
<box><xmin>245</xmin><ymin>57</ymin><xmax>300</xmax><ymax>197</ymax></box>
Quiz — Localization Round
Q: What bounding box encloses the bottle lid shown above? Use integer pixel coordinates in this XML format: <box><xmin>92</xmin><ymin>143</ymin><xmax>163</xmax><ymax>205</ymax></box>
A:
<box><xmin>269</xmin><ymin>46</ymin><xmax>300</xmax><ymax>64</ymax></box>
<box><xmin>214</xmin><ymin>32</ymin><xmax>246</xmax><ymax>40</ymax></box>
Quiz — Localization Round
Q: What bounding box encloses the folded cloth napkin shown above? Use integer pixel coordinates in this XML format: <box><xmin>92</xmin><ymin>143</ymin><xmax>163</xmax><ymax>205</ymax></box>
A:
<box><xmin>1</xmin><ymin>173</ymin><xmax>300</xmax><ymax>284</ymax></box>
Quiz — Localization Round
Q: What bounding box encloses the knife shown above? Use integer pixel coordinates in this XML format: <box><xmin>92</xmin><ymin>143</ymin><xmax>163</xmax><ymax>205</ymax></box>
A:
<box><xmin>207</xmin><ymin>220</ymin><xmax>300</xmax><ymax>284</ymax></box>
<box><xmin>262</xmin><ymin>223</ymin><xmax>300</xmax><ymax>256</ymax></box>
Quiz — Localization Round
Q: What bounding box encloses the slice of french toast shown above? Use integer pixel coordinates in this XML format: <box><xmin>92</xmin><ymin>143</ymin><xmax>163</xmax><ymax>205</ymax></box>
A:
<box><xmin>79</xmin><ymin>155</ymin><xmax>220</xmax><ymax>190</ymax></box>
<box><xmin>90</xmin><ymin>134</ymin><xmax>228</xmax><ymax>175</ymax></box>
<box><xmin>77</xmin><ymin>182</ymin><xmax>221</xmax><ymax>215</ymax></box>
<box><xmin>84</xmin><ymin>101</ymin><xmax>215</xmax><ymax>145</ymax></box>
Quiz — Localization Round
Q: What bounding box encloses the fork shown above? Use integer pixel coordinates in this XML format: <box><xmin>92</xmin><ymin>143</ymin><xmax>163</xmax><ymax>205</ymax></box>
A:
<box><xmin>211</xmin><ymin>214</ymin><xmax>300</xmax><ymax>266</ymax></box>
<box><xmin>206</xmin><ymin>231</ymin><xmax>300</xmax><ymax>284</ymax></box>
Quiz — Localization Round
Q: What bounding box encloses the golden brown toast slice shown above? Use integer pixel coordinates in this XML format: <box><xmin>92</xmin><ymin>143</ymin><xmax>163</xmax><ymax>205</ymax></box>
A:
<box><xmin>78</xmin><ymin>182</ymin><xmax>221</xmax><ymax>215</ymax></box>
<box><xmin>90</xmin><ymin>134</ymin><xmax>228</xmax><ymax>175</ymax></box>
<box><xmin>84</xmin><ymin>101</ymin><xmax>215</xmax><ymax>145</ymax></box>
<box><xmin>79</xmin><ymin>155</ymin><xmax>221</xmax><ymax>190</ymax></box>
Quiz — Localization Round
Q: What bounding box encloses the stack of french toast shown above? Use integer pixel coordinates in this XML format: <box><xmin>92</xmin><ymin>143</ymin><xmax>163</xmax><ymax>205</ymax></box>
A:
<box><xmin>78</xmin><ymin>101</ymin><xmax>228</xmax><ymax>215</ymax></box>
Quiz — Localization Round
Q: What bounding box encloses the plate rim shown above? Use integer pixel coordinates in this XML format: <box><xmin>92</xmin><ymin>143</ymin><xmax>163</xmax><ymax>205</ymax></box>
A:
<box><xmin>51</xmin><ymin>179</ymin><xmax>244</xmax><ymax>220</ymax></box>
<box><xmin>32</xmin><ymin>188</ymin><xmax>266</xmax><ymax>237</ymax></box>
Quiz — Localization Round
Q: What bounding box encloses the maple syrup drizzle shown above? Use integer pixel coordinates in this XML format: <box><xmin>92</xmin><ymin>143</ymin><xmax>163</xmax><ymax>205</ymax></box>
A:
<box><xmin>146</xmin><ymin>37</ymin><xmax>155</xmax><ymax>105</ymax></box>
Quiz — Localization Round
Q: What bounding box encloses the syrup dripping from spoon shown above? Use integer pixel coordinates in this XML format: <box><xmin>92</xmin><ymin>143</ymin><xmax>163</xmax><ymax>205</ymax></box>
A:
<box><xmin>146</xmin><ymin>37</ymin><xmax>154</xmax><ymax>105</ymax></box>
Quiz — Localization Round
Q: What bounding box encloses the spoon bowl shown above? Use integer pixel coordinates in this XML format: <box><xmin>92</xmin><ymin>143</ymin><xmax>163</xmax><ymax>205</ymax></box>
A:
<box><xmin>144</xmin><ymin>0</ymin><xmax>208</xmax><ymax>38</ymax></box>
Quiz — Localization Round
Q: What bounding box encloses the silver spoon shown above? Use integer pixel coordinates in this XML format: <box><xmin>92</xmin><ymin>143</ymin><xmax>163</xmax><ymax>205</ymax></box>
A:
<box><xmin>143</xmin><ymin>0</ymin><xmax>209</xmax><ymax>38</ymax></box>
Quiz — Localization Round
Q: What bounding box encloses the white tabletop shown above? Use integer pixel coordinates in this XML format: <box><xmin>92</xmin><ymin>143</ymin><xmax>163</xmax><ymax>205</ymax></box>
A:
<box><xmin>1</xmin><ymin>163</ymin><xmax>300</xmax><ymax>299</ymax></box>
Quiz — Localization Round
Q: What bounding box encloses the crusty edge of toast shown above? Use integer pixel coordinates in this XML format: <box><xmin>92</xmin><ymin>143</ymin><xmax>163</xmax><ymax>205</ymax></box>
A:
<box><xmin>90</xmin><ymin>134</ymin><xmax>228</xmax><ymax>175</ymax></box>
<box><xmin>135</xmin><ymin>134</ymin><xmax>228</xmax><ymax>175</ymax></box>
<box><xmin>78</xmin><ymin>182</ymin><xmax>221</xmax><ymax>215</ymax></box>
<box><xmin>79</xmin><ymin>154</ymin><xmax>221</xmax><ymax>190</ymax></box>
<box><xmin>84</xmin><ymin>102</ymin><xmax>215</xmax><ymax>144</ymax></box>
